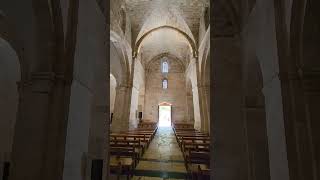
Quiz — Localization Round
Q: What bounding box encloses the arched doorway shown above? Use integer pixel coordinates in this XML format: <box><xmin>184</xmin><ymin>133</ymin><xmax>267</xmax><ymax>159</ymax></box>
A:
<box><xmin>158</xmin><ymin>102</ymin><xmax>172</xmax><ymax>127</ymax></box>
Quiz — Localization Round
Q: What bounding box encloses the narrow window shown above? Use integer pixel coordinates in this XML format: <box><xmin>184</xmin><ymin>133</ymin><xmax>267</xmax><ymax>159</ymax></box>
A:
<box><xmin>162</xmin><ymin>61</ymin><xmax>169</xmax><ymax>73</ymax></box>
<box><xmin>162</xmin><ymin>79</ymin><xmax>168</xmax><ymax>89</ymax></box>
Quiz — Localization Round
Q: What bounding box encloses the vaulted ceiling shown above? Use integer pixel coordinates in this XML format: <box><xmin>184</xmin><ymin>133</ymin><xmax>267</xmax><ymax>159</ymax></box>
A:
<box><xmin>125</xmin><ymin>0</ymin><xmax>209</xmax><ymax>43</ymax></box>
<box><xmin>125</xmin><ymin>0</ymin><xmax>209</xmax><ymax>68</ymax></box>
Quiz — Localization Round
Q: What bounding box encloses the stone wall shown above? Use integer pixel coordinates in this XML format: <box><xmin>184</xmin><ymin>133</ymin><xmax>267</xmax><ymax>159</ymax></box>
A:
<box><xmin>144</xmin><ymin>57</ymin><xmax>187</xmax><ymax>123</ymax></box>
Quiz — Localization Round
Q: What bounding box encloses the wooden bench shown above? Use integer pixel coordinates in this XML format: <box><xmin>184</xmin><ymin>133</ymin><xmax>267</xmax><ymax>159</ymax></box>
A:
<box><xmin>111</xmin><ymin>133</ymin><xmax>151</xmax><ymax>149</ymax></box>
<box><xmin>138</xmin><ymin>121</ymin><xmax>158</xmax><ymax>130</ymax></box>
<box><xmin>178</xmin><ymin>136</ymin><xmax>210</xmax><ymax>148</ymax></box>
<box><xmin>186</xmin><ymin>151</ymin><xmax>210</xmax><ymax>180</ymax></box>
<box><xmin>172</xmin><ymin>123</ymin><xmax>194</xmax><ymax>129</ymax></box>
<box><xmin>110</xmin><ymin>139</ymin><xmax>142</xmax><ymax>165</ymax></box>
<box><xmin>171</xmin><ymin>123</ymin><xmax>211</xmax><ymax>180</ymax></box>
<box><xmin>110</xmin><ymin>147</ymin><xmax>135</xmax><ymax>180</ymax></box>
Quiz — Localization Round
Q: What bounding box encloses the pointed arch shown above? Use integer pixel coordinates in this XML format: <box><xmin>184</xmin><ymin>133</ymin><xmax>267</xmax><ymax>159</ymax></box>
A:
<box><xmin>134</xmin><ymin>26</ymin><xmax>198</xmax><ymax>58</ymax></box>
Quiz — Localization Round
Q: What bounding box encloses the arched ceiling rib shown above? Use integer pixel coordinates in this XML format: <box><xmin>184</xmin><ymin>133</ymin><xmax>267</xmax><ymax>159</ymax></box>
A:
<box><xmin>125</xmin><ymin>0</ymin><xmax>210</xmax><ymax>65</ymax></box>
<box><xmin>125</xmin><ymin>0</ymin><xmax>209</xmax><ymax>67</ymax></box>
<box><xmin>126</xmin><ymin>0</ymin><xmax>209</xmax><ymax>43</ymax></box>
<box><xmin>135</xmin><ymin>26</ymin><xmax>197</xmax><ymax>58</ymax></box>
<box><xmin>134</xmin><ymin>3</ymin><xmax>197</xmax><ymax>59</ymax></box>
<box><xmin>135</xmin><ymin>3</ymin><xmax>195</xmax><ymax>46</ymax></box>
<box><xmin>139</xmin><ymin>28</ymin><xmax>192</xmax><ymax>67</ymax></box>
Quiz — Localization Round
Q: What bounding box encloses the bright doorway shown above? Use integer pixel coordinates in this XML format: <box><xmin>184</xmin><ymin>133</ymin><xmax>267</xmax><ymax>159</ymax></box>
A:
<box><xmin>158</xmin><ymin>103</ymin><xmax>172</xmax><ymax>127</ymax></box>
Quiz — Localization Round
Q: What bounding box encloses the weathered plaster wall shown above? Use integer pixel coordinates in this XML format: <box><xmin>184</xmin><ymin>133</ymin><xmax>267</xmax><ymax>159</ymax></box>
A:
<box><xmin>144</xmin><ymin>57</ymin><xmax>187</xmax><ymax>123</ymax></box>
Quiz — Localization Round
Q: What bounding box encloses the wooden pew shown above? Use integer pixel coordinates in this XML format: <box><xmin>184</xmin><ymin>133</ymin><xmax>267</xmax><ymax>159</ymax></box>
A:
<box><xmin>109</xmin><ymin>121</ymin><xmax>158</xmax><ymax>178</ymax></box>
<box><xmin>171</xmin><ymin>122</ymin><xmax>211</xmax><ymax>180</ymax></box>
<box><xmin>110</xmin><ymin>138</ymin><xmax>142</xmax><ymax>165</ymax></box>
<box><xmin>111</xmin><ymin>133</ymin><xmax>151</xmax><ymax>149</ymax></box>
<box><xmin>110</xmin><ymin>147</ymin><xmax>135</xmax><ymax>180</ymax></box>
<box><xmin>186</xmin><ymin>151</ymin><xmax>210</xmax><ymax>180</ymax></box>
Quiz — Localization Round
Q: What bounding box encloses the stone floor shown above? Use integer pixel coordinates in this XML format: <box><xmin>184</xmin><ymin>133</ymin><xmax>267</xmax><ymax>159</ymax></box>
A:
<box><xmin>133</xmin><ymin>127</ymin><xmax>187</xmax><ymax>179</ymax></box>
<box><xmin>111</xmin><ymin>127</ymin><xmax>187</xmax><ymax>179</ymax></box>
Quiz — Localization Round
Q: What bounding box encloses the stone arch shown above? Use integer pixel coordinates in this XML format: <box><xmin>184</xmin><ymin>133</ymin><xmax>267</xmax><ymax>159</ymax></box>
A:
<box><xmin>0</xmin><ymin>13</ymin><xmax>19</xmax><ymax>55</ymax></box>
<box><xmin>109</xmin><ymin>31</ymin><xmax>133</xmax><ymax>132</ymax></box>
<box><xmin>185</xmin><ymin>64</ymin><xmax>201</xmax><ymax>130</ymax></box>
<box><xmin>0</xmin><ymin>37</ymin><xmax>21</xmax><ymax>174</ymax></box>
<box><xmin>134</xmin><ymin>26</ymin><xmax>197</xmax><ymax>58</ymax></box>
<box><xmin>200</xmin><ymin>26</ymin><xmax>210</xmax><ymax>83</ymax></box>
<box><xmin>0</xmin><ymin>12</ymin><xmax>23</xmax><ymax>76</ymax></box>
<box><xmin>110</xmin><ymin>30</ymin><xmax>131</xmax><ymax>85</ymax></box>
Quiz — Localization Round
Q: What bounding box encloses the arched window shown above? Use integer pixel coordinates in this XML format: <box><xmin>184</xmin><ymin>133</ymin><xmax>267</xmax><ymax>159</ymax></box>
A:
<box><xmin>162</xmin><ymin>79</ymin><xmax>168</xmax><ymax>89</ymax></box>
<box><xmin>162</xmin><ymin>61</ymin><xmax>169</xmax><ymax>73</ymax></box>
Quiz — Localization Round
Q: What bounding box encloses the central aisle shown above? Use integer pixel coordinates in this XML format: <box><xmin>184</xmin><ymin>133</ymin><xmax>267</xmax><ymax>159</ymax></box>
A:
<box><xmin>133</xmin><ymin>127</ymin><xmax>187</xmax><ymax>179</ymax></box>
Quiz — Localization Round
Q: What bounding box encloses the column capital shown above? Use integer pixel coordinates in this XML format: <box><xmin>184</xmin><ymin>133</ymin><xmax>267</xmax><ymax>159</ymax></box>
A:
<box><xmin>18</xmin><ymin>71</ymin><xmax>73</xmax><ymax>93</ymax></box>
<box><xmin>301</xmin><ymin>69</ymin><xmax>320</xmax><ymax>93</ymax></box>
<box><xmin>116</xmin><ymin>83</ymin><xmax>133</xmax><ymax>91</ymax></box>
<box><xmin>17</xmin><ymin>72</ymin><xmax>55</xmax><ymax>93</ymax></box>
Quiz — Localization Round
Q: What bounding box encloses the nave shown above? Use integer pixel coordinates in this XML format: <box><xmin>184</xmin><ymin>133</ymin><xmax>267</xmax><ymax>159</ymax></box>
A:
<box><xmin>110</xmin><ymin>122</ymin><xmax>210</xmax><ymax>180</ymax></box>
<box><xmin>1</xmin><ymin>0</ymin><xmax>320</xmax><ymax>180</ymax></box>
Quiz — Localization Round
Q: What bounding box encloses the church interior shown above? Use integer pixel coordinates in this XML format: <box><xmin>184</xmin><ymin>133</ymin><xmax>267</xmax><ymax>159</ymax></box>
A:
<box><xmin>0</xmin><ymin>0</ymin><xmax>320</xmax><ymax>180</ymax></box>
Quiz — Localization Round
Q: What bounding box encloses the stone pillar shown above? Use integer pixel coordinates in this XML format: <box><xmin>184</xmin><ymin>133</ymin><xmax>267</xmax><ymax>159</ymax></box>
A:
<box><xmin>262</xmin><ymin>75</ymin><xmax>290</xmax><ymax>180</ymax></box>
<box><xmin>0</xmin><ymin>162</ymin><xmax>3</xmax><ymax>180</ymax></box>
<box><xmin>87</xmin><ymin>104</ymin><xmax>109</xmax><ymax>180</ymax></box>
<box><xmin>186</xmin><ymin>94</ymin><xmax>194</xmax><ymax>124</ymax></box>
<box><xmin>111</xmin><ymin>84</ymin><xmax>132</xmax><ymax>132</ymax></box>
<box><xmin>212</xmin><ymin>37</ymin><xmax>249</xmax><ymax>180</ymax></box>
<box><xmin>192</xmin><ymin>86</ymin><xmax>202</xmax><ymax>131</ymax></box>
<box><xmin>199</xmin><ymin>85</ymin><xmax>210</xmax><ymax>133</ymax></box>
<box><xmin>129</xmin><ymin>87</ymin><xmax>139</xmax><ymax>130</ymax></box>
<box><xmin>243</xmin><ymin>96</ymin><xmax>270</xmax><ymax>180</ymax></box>
<box><xmin>301</xmin><ymin>69</ymin><xmax>320</xmax><ymax>179</ymax></box>
<box><xmin>9</xmin><ymin>72</ymin><xmax>58</xmax><ymax>180</ymax></box>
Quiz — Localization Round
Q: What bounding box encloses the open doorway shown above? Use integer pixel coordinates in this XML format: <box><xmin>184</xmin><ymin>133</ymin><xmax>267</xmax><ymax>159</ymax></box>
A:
<box><xmin>158</xmin><ymin>103</ymin><xmax>172</xmax><ymax>127</ymax></box>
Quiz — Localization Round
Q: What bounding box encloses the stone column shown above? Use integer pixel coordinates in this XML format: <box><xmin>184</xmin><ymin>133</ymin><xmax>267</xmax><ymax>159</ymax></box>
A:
<box><xmin>199</xmin><ymin>85</ymin><xmax>210</xmax><ymax>133</ymax></box>
<box><xmin>111</xmin><ymin>84</ymin><xmax>132</xmax><ymax>132</ymax></box>
<box><xmin>243</xmin><ymin>96</ymin><xmax>270</xmax><ymax>180</ymax></box>
<box><xmin>262</xmin><ymin>75</ymin><xmax>290</xmax><ymax>180</ymax></box>
<box><xmin>212</xmin><ymin>37</ymin><xmax>249</xmax><ymax>180</ymax></box>
<box><xmin>263</xmin><ymin>70</ymin><xmax>318</xmax><ymax>180</ymax></box>
<box><xmin>186</xmin><ymin>94</ymin><xmax>194</xmax><ymax>124</ymax></box>
<box><xmin>9</xmin><ymin>72</ymin><xmax>56</xmax><ymax>180</ymax></box>
<box><xmin>301</xmin><ymin>69</ymin><xmax>320</xmax><ymax>179</ymax></box>
<box><xmin>129</xmin><ymin>87</ymin><xmax>139</xmax><ymax>130</ymax></box>
<box><xmin>192</xmin><ymin>86</ymin><xmax>202</xmax><ymax>131</ymax></box>
<box><xmin>87</xmin><ymin>104</ymin><xmax>109</xmax><ymax>180</ymax></box>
